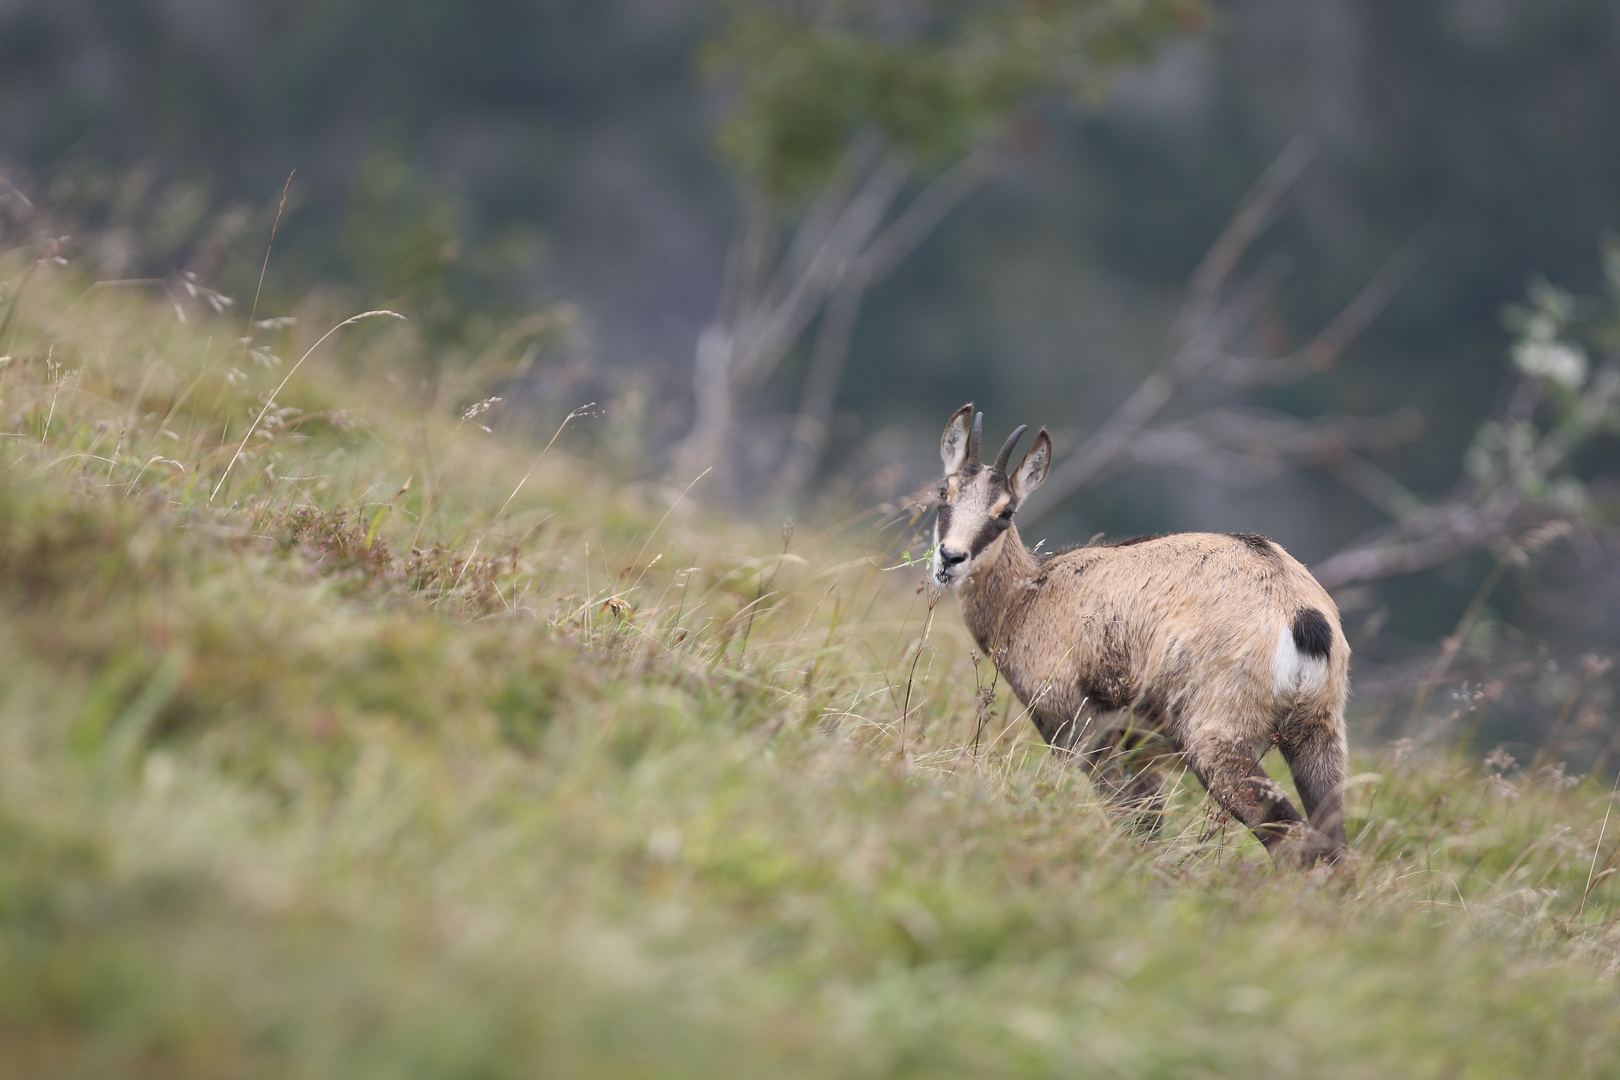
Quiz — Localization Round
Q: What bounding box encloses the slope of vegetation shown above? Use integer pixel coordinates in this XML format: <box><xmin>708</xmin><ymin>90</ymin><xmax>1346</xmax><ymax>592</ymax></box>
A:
<box><xmin>2</xmin><ymin>258</ymin><xmax>1620</xmax><ymax>1079</ymax></box>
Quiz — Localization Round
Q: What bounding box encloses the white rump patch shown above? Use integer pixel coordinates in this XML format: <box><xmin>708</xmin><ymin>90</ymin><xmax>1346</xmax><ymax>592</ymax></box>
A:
<box><xmin>1273</xmin><ymin>622</ymin><xmax>1329</xmax><ymax>698</ymax></box>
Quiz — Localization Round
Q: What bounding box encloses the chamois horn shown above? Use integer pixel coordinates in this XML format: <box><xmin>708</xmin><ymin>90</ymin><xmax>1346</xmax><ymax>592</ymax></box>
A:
<box><xmin>968</xmin><ymin>411</ymin><xmax>984</xmax><ymax>467</ymax></box>
<box><xmin>994</xmin><ymin>424</ymin><xmax>1029</xmax><ymax>473</ymax></box>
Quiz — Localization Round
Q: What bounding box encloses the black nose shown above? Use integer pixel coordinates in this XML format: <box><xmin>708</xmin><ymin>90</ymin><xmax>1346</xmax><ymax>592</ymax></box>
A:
<box><xmin>939</xmin><ymin>547</ymin><xmax>967</xmax><ymax>567</ymax></box>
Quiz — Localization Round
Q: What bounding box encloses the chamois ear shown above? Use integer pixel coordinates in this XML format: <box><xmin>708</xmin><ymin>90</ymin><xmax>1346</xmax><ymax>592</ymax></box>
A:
<box><xmin>940</xmin><ymin>403</ymin><xmax>974</xmax><ymax>474</ymax></box>
<box><xmin>1011</xmin><ymin>428</ymin><xmax>1052</xmax><ymax>499</ymax></box>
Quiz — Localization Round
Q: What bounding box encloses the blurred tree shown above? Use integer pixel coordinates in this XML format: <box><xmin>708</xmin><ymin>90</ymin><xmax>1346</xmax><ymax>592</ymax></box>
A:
<box><xmin>340</xmin><ymin>146</ymin><xmax>467</xmax><ymax>339</ymax></box>
<box><xmin>0</xmin><ymin>0</ymin><xmax>715</xmax><ymax>345</ymax></box>
<box><xmin>1313</xmin><ymin>237</ymin><xmax>1620</xmax><ymax>590</ymax></box>
<box><xmin>674</xmin><ymin>0</ymin><xmax>1201</xmax><ymax>491</ymax></box>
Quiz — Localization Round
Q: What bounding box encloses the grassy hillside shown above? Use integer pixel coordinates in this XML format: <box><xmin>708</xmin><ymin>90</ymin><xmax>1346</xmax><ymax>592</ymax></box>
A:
<box><xmin>2</xmin><ymin>257</ymin><xmax>1620</xmax><ymax>1079</ymax></box>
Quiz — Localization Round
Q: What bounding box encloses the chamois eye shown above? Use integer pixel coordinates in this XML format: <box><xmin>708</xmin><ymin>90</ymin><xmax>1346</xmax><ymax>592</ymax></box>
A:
<box><xmin>998</xmin><ymin>508</ymin><xmax>1014</xmax><ymax>520</ymax></box>
<box><xmin>938</xmin><ymin>484</ymin><xmax>948</xmax><ymax>498</ymax></box>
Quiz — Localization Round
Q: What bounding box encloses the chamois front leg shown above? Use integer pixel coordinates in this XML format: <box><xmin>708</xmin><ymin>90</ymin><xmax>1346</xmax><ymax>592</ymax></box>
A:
<box><xmin>1079</xmin><ymin>721</ymin><xmax>1173</xmax><ymax>835</ymax></box>
<box><xmin>1030</xmin><ymin>705</ymin><xmax>1172</xmax><ymax>835</ymax></box>
<box><xmin>1182</xmin><ymin>732</ymin><xmax>1333</xmax><ymax>866</ymax></box>
<box><xmin>1031</xmin><ymin>704</ymin><xmax>1171</xmax><ymax>833</ymax></box>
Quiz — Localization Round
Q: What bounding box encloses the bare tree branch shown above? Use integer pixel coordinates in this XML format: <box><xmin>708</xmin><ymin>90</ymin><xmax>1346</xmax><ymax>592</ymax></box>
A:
<box><xmin>1017</xmin><ymin>139</ymin><xmax>1319</xmax><ymax>522</ymax></box>
<box><xmin>1021</xmin><ymin>146</ymin><xmax>1439</xmax><ymax>528</ymax></box>
<box><xmin>774</xmin><ymin>143</ymin><xmax>1000</xmax><ymax>497</ymax></box>
<box><xmin>1312</xmin><ymin>356</ymin><xmax>1620</xmax><ymax>591</ymax></box>
<box><xmin>1116</xmin><ymin>406</ymin><xmax>1424</xmax><ymax>487</ymax></box>
<box><xmin>1312</xmin><ymin>499</ymin><xmax>1524</xmax><ymax>591</ymax></box>
<box><xmin>779</xmin><ymin>128</ymin><xmax>888</xmax><ymax>288</ymax></box>
<box><xmin>735</xmin><ymin>151</ymin><xmax>909</xmax><ymax>391</ymax></box>
<box><xmin>676</xmin><ymin>133</ymin><xmax>1001</xmax><ymax>487</ymax></box>
<box><xmin>1173</xmin><ymin>135</ymin><xmax>1312</xmax><ymax>347</ymax></box>
<box><xmin>854</xmin><ymin>143</ymin><xmax>998</xmax><ymax>282</ymax></box>
<box><xmin>775</xmin><ymin>277</ymin><xmax>866</xmax><ymax>496</ymax></box>
<box><xmin>1209</xmin><ymin>221</ymin><xmax>1440</xmax><ymax>387</ymax></box>
<box><xmin>1312</xmin><ymin>220</ymin><xmax>1442</xmax><ymax>363</ymax></box>
<box><xmin>1018</xmin><ymin>250</ymin><xmax>1292</xmax><ymax>522</ymax></box>
<box><xmin>673</xmin><ymin>144</ymin><xmax>913</xmax><ymax>481</ymax></box>
<box><xmin>1323</xmin><ymin>454</ymin><xmax>1423</xmax><ymax>520</ymax></box>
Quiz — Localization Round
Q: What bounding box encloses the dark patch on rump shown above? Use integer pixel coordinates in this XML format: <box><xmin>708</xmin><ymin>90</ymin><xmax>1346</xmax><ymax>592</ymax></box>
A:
<box><xmin>1291</xmin><ymin>607</ymin><xmax>1334</xmax><ymax>660</ymax></box>
<box><xmin>1230</xmin><ymin>533</ymin><xmax>1279</xmax><ymax>559</ymax></box>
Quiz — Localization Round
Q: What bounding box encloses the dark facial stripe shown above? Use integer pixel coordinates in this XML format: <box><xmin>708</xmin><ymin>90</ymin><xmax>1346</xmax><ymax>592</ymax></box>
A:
<box><xmin>936</xmin><ymin>503</ymin><xmax>953</xmax><ymax>536</ymax></box>
<box><xmin>968</xmin><ymin>517</ymin><xmax>1004</xmax><ymax>558</ymax></box>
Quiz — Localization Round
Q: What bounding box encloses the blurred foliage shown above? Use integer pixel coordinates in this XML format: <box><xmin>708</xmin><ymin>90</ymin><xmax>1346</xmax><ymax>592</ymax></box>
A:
<box><xmin>0</xmin><ymin>0</ymin><xmax>716</xmax><ymax>338</ymax></box>
<box><xmin>704</xmin><ymin>0</ymin><xmax>1201</xmax><ymax>198</ymax></box>
<box><xmin>1490</xmin><ymin>241</ymin><xmax>1620</xmax><ymax>508</ymax></box>
<box><xmin>340</xmin><ymin>145</ymin><xmax>469</xmax><ymax>338</ymax></box>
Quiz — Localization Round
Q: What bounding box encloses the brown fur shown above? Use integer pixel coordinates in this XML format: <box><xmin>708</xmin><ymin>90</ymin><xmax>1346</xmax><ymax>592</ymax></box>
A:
<box><xmin>933</xmin><ymin>406</ymin><xmax>1349</xmax><ymax>866</ymax></box>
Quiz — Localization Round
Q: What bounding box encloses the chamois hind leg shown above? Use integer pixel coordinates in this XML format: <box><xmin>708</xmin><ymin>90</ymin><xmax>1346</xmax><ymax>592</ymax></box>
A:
<box><xmin>1278</xmin><ymin>704</ymin><xmax>1349</xmax><ymax>859</ymax></box>
<box><xmin>1181</xmin><ymin>732</ymin><xmax>1324</xmax><ymax>865</ymax></box>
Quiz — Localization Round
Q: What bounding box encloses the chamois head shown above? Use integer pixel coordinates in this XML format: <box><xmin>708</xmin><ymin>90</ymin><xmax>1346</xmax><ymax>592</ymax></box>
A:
<box><xmin>932</xmin><ymin>404</ymin><xmax>1052</xmax><ymax>586</ymax></box>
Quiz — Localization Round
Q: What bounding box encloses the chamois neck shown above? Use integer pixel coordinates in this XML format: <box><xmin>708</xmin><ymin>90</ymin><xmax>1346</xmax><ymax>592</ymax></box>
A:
<box><xmin>955</xmin><ymin>521</ymin><xmax>1040</xmax><ymax>653</ymax></box>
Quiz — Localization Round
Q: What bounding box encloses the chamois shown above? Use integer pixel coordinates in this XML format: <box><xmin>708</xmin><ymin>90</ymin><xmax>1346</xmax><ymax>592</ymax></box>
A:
<box><xmin>932</xmin><ymin>405</ymin><xmax>1349</xmax><ymax>865</ymax></box>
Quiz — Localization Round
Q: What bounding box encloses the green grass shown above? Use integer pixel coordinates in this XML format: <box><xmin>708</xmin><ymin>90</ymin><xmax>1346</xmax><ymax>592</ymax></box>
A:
<box><xmin>2</xmin><ymin>258</ymin><xmax>1619</xmax><ymax>1078</ymax></box>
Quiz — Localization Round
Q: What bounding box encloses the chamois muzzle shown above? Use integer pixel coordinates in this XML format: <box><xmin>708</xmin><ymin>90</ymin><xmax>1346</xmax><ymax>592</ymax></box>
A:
<box><xmin>937</xmin><ymin>547</ymin><xmax>968</xmax><ymax>575</ymax></box>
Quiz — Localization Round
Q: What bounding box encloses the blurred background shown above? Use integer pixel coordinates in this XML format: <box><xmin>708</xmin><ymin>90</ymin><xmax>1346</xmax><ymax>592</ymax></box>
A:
<box><xmin>3</xmin><ymin>0</ymin><xmax>1620</xmax><ymax>754</ymax></box>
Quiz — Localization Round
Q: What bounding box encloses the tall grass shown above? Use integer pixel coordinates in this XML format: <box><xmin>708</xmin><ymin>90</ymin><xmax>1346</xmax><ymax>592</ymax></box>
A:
<box><xmin>2</xmin><ymin>254</ymin><xmax>1619</xmax><ymax>1078</ymax></box>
